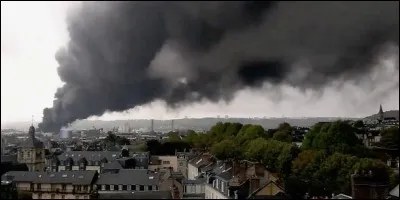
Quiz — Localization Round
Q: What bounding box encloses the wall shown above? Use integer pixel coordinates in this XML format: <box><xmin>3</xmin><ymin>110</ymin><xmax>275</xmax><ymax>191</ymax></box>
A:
<box><xmin>157</xmin><ymin>156</ymin><xmax>178</xmax><ymax>171</ymax></box>
<box><xmin>32</xmin><ymin>193</ymin><xmax>90</xmax><ymax>199</ymax></box>
<box><xmin>85</xmin><ymin>166</ymin><xmax>100</xmax><ymax>173</ymax></box>
<box><xmin>187</xmin><ymin>164</ymin><xmax>198</xmax><ymax>180</ymax></box>
<box><xmin>185</xmin><ymin>184</ymin><xmax>204</xmax><ymax>194</ymax></box>
<box><xmin>204</xmin><ymin>184</ymin><xmax>228</xmax><ymax>199</ymax></box>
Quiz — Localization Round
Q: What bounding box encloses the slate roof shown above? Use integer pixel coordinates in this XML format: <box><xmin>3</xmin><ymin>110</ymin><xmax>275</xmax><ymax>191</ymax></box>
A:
<box><xmin>58</xmin><ymin>151</ymin><xmax>121</xmax><ymax>162</ymax></box>
<box><xmin>20</xmin><ymin>137</ymin><xmax>44</xmax><ymax>148</ymax></box>
<box><xmin>2</xmin><ymin>170</ymin><xmax>97</xmax><ymax>185</ymax></box>
<box><xmin>1</xmin><ymin>155</ymin><xmax>17</xmax><ymax>164</ymax></box>
<box><xmin>182</xmin><ymin>178</ymin><xmax>206</xmax><ymax>185</ymax></box>
<box><xmin>103</xmin><ymin>161</ymin><xmax>123</xmax><ymax>170</ymax></box>
<box><xmin>331</xmin><ymin>193</ymin><xmax>353</xmax><ymax>199</ymax></box>
<box><xmin>188</xmin><ymin>154</ymin><xmax>213</xmax><ymax>168</ymax></box>
<box><xmin>96</xmin><ymin>169</ymin><xmax>157</xmax><ymax>185</ymax></box>
<box><xmin>98</xmin><ymin>190</ymin><xmax>172</xmax><ymax>199</ymax></box>
<box><xmin>216</xmin><ymin>168</ymin><xmax>233</xmax><ymax>181</ymax></box>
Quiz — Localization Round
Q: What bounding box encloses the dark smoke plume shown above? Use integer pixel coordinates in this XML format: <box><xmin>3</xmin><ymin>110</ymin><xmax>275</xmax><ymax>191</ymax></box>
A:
<box><xmin>39</xmin><ymin>1</ymin><xmax>399</xmax><ymax>132</ymax></box>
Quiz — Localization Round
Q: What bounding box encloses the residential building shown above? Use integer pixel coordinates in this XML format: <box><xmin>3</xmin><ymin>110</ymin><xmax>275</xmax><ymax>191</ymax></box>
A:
<box><xmin>176</xmin><ymin>150</ymin><xmax>196</xmax><ymax>178</ymax></box>
<box><xmin>247</xmin><ymin>180</ymin><xmax>290</xmax><ymax>199</ymax></box>
<box><xmin>96</xmin><ymin>169</ymin><xmax>159</xmax><ymax>192</ymax></box>
<box><xmin>182</xmin><ymin>178</ymin><xmax>206</xmax><ymax>199</ymax></box>
<box><xmin>149</xmin><ymin>155</ymin><xmax>178</xmax><ymax>172</ymax></box>
<box><xmin>1</xmin><ymin>170</ymin><xmax>98</xmax><ymax>199</ymax></box>
<box><xmin>17</xmin><ymin>125</ymin><xmax>45</xmax><ymax>172</ymax></box>
<box><xmin>97</xmin><ymin>190</ymin><xmax>172</xmax><ymax>199</ymax></box>
<box><xmin>187</xmin><ymin>153</ymin><xmax>214</xmax><ymax>180</ymax></box>
<box><xmin>51</xmin><ymin>151</ymin><xmax>121</xmax><ymax>173</ymax></box>
<box><xmin>204</xmin><ymin>160</ymin><xmax>282</xmax><ymax>199</ymax></box>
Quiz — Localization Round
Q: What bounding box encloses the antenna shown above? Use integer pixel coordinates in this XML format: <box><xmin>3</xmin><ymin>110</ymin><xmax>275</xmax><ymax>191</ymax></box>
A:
<box><xmin>31</xmin><ymin>115</ymin><xmax>34</xmax><ymax>126</ymax></box>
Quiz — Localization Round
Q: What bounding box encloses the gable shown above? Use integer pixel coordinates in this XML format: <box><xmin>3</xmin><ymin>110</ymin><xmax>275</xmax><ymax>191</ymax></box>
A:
<box><xmin>255</xmin><ymin>182</ymin><xmax>284</xmax><ymax>196</ymax></box>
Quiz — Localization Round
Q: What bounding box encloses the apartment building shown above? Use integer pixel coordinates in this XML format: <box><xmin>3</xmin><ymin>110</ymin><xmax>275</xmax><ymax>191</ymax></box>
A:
<box><xmin>187</xmin><ymin>153</ymin><xmax>214</xmax><ymax>180</ymax></box>
<box><xmin>149</xmin><ymin>155</ymin><xmax>178</xmax><ymax>172</ymax></box>
<box><xmin>1</xmin><ymin>170</ymin><xmax>98</xmax><ymax>199</ymax></box>
<box><xmin>182</xmin><ymin>178</ymin><xmax>206</xmax><ymax>199</ymax></box>
<box><xmin>51</xmin><ymin>151</ymin><xmax>121</xmax><ymax>173</ymax></box>
<box><xmin>96</xmin><ymin>169</ymin><xmax>159</xmax><ymax>192</ymax></box>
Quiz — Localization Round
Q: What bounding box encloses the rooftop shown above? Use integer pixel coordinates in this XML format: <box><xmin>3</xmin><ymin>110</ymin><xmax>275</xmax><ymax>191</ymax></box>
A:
<box><xmin>96</xmin><ymin>169</ymin><xmax>157</xmax><ymax>185</ymax></box>
<box><xmin>2</xmin><ymin>170</ymin><xmax>97</xmax><ymax>185</ymax></box>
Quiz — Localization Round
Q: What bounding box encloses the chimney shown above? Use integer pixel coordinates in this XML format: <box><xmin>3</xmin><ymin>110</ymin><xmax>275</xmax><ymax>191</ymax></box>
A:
<box><xmin>249</xmin><ymin>176</ymin><xmax>261</xmax><ymax>194</ymax></box>
<box><xmin>234</xmin><ymin>190</ymin><xmax>239</xmax><ymax>199</ymax></box>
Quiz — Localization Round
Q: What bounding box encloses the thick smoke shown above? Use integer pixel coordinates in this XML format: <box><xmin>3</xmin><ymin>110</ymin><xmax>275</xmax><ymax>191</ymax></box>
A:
<box><xmin>39</xmin><ymin>1</ymin><xmax>399</xmax><ymax>132</ymax></box>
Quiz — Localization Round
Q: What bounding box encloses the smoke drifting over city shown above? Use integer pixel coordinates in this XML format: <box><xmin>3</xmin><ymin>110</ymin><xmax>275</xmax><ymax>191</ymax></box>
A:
<box><xmin>39</xmin><ymin>1</ymin><xmax>399</xmax><ymax>132</ymax></box>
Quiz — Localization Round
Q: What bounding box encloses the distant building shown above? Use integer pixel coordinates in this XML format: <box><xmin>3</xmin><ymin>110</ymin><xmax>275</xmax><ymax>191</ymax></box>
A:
<box><xmin>96</xmin><ymin>169</ymin><xmax>159</xmax><ymax>192</ymax></box>
<box><xmin>17</xmin><ymin>126</ymin><xmax>45</xmax><ymax>172</ymax></box>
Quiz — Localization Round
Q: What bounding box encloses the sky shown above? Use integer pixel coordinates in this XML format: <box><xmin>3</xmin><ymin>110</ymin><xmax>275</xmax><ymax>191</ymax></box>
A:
<box><xmin>1</xmin><ymin>1</ymin><xmax>399</xmax><ymax>125</ymax></box>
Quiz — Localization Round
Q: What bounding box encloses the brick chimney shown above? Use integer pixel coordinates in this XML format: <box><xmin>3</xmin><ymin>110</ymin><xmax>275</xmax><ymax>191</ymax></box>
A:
<box><xmin>249</xmin><ymin>175</ymin><xmax>261</xmax><ymax>194</ymax></box>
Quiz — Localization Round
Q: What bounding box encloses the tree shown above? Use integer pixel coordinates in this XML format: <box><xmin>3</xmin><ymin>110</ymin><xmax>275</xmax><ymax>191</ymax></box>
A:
<box><xmin>244</xmin><ymin>138</ymin><xmax>268</xmax><ymax>162</ymax></box>
<box><xmin>353</xmin><ymin>120</ymin><xmax>365</xmax><ymax>129</ymax></box>
<box><xmin>315</xmin><ymin>153</ymin><xmax>359</xmax><ymax>194</ymax></box>
<box><xmin>121</xmin><ymin>149</ymin><xmax>129</xmax><ymax>157</ymax></box>
<box><xmin>167</xmin><ymin>132</ymin><xmax>181</xmax><ymax>142</ymax></box>
<box><xmin>352</xmin><ymin>158</ymin><xmax>391</xmax><ymax>183</ymax></box>
<box><xmin>236</xmin><ymin>125</ymin><xmax>266</xmax><ymax>145</ymax></box>
<box><xmin>211</xmin><ymin>140</ymin><xmax>239</xmax><ymax>160</ymax></box>
<box><xmin>273</xmin><ymin>130</ymin><xmax>292</xmax><ymax>143</ymax></box>
<box><xmin>379</xmin><ymin>126</ymin><xmax>399</xmax><ymax>149</ymax></box>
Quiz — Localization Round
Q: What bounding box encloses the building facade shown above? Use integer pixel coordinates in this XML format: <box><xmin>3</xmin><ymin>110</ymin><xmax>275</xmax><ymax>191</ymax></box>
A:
<box><xmin>17</xmin><ymin>126</ymin><xmax>45</xmax><ymax>172</ymax></box>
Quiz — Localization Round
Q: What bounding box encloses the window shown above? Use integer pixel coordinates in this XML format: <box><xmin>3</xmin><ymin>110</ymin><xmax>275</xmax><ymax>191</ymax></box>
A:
<box><xmin>110</xmin><ymin>185</ymin><xmax>114</xmax><ymax>191</ymax></box>
<box><xmin>37</xmin><ymin>184</ymin><xmax>41</xmax><ymax>190</ymax></box>
<box><xmin>27</xmin><ymin>152</ymin><xmax>31</xmax><ymax>158</ymax></box>
<box><xmin>51</xmin><ymin>194</ymin><xmax>55</xmax><ymax>199</ymax></box>
<box><xmin>180</xmin><ymin>162</ymin><xmax>183</xmax><ymax>166</ymax></box>
<box><xmin>148</xmin><ymin>185</ymin><xmax>153</xmax><ymax>191</ymax></box>
<box><xmin>139</xmin><ymin>185</ymin><xmax>144</xmax><ymax>191</ymax></box>
<box><xmin>114</xmin><ymin>185</ymin><xmax>118</xmax><ymax>191</ymax></box>
<box><xmin>83</xmin><ymin>185</ymin><xmax>88</xmax><ymax>191</ymax></box>
<box><xmin>216</xmin><ymin>179</ymin><xmax>219</xmax><ymax>189</ymax></box>
<box><xmin>101</xmin><ymin>185</ymin><xmax>106</xmax><ymax>191</ymax></box>
<box><xmin>75</xmin><ymin>195</ymin><xmax>79</xmax><ymax>199</ymax></box>
<box><xmin>119</xmin><ymin>185</ymin><xmax>123</xmax><ymax>191</ymax></box>
<box><xmin>221</xmin><ymin>181</ymin><xmax>225</xmax><ymax>192</ymax></box>
<box><xmin>105</xmin><ymin>185</ymin><xmax>110</xmax><ymax>191</ymax></box>
<box><xmin>162</xmin><ymin>161</ymin><xmax>170</xmax><ymax>165</ymax></box>
<box><xmin>62</xmin><ymin>195</ymin><xmax>65</xmax><ymax>199</ymax></box>
<box><xmin>38</xmin><ymin>194</ymin><xmax>42</xmax><ymax>199</ymax></box>
<box><xmin>122</xmin><ymin>185</ymin><xmax>127</xmax><ymax>190</ymax></box>
<box><xmin>76</xmin><ymin>185</ymin><xmax>82</xmax><ymax>191</ymax></box>
<box><xmin>62</xmin><ymin>184</ymin><xmax>67</xmax><ymax>191</ymax></box>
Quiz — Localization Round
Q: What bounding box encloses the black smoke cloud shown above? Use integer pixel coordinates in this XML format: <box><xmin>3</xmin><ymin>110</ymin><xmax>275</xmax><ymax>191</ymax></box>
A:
<box><xmin>39</xmin><ymin>1</ymin><xmax>399</xmax><ymax>132</ymax></box>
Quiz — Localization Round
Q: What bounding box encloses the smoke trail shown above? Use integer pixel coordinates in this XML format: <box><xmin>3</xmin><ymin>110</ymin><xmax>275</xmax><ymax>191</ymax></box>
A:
<box><xmin>39</xmin><ymin>1</ymin><xmax>399</xmax><ymax>132</ymax></box>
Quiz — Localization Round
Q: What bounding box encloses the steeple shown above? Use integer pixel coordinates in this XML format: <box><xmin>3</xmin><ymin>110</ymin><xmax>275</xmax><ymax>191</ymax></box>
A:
<box><xmin>29</xmin><ymin>115</ymin><xmax>35</xmax><ymax>139</ymax></box>
<box><xmin>378</xmin><ymin>104</ymin><xmax>384</xmax><ymax>122</ymax></box>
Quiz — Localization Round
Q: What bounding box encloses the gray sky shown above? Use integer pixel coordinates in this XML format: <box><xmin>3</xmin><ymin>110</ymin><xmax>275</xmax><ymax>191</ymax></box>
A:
<box><xmin>1</xmin><ymin>1</ymin><xmax>399</xmax><ymax>124</ymax></box>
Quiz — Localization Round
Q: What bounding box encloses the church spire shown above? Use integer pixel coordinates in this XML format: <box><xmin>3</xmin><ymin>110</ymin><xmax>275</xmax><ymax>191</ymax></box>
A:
<box><xmin>378</xmin><ymin>104</ymin><xmax>384</xmax><ymax>123</ymax></box>
<box><xmin>29</xmin><ymin>115</ymin><xmax>35</xmax><ymax>139</ymax></box>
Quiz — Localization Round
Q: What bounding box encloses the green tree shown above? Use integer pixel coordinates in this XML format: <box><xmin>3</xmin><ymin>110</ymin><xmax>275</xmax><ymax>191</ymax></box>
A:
<box><xmin>315</xmin><ymin>153</ymin><xmax>359</xmax><ymax>194</ymax></box>
<box><xmin>353</xmin><ymin>120</ymin><xmax>365</xmax><ymax>129</ymax></box>
<box><xmin>273</xmin><ymin>130</ymin><xmax>292</xmax><ymax>143</ymax></box>
<box><xmin>352</xmin><ymin>158</ymin><xmax>391</xmax><ymax>183</ymax></box>
<box><xmin>211</xmin><ymin>140</ymin><xmax>239</xmax><ymax>160</ymax></box>
<box><xmin>244</xmin><ymin>138</ymin><xmax>268</xmax><ymax>162</ymax></box>
<box><xmin>236</xmin><ymin>125</ymin><xmax>266</xmax><ymax>145</ymax></box>
<box><xmin>167</xmin><ymin>131</ymin><xmax>181</xmax><ymax>142</ymax></box>
<box><xmin>379</xmin><ymin>126</ymin><xmax>399</xmax><ymax>149</ymax></box>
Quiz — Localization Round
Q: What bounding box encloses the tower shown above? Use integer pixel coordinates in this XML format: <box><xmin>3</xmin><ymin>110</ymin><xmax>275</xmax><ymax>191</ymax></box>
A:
<box><xmin>378</xmin><ymin>104</ymin><xmax>384</xmax><ymax>123</ymax></box>
<box><xmin>17</xmin><ymin>125</ymin><xmax>45</xmax><ymax>171</ymax></box>
<box><xmin>150</xmin><ymin>119</ymin><xmax>154</xmax><ymax>133</ymax></box>
<box><xmin>171</xmin><ymin>120</ymin><xmax>174</xmax><ymax>132</ymax></box>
